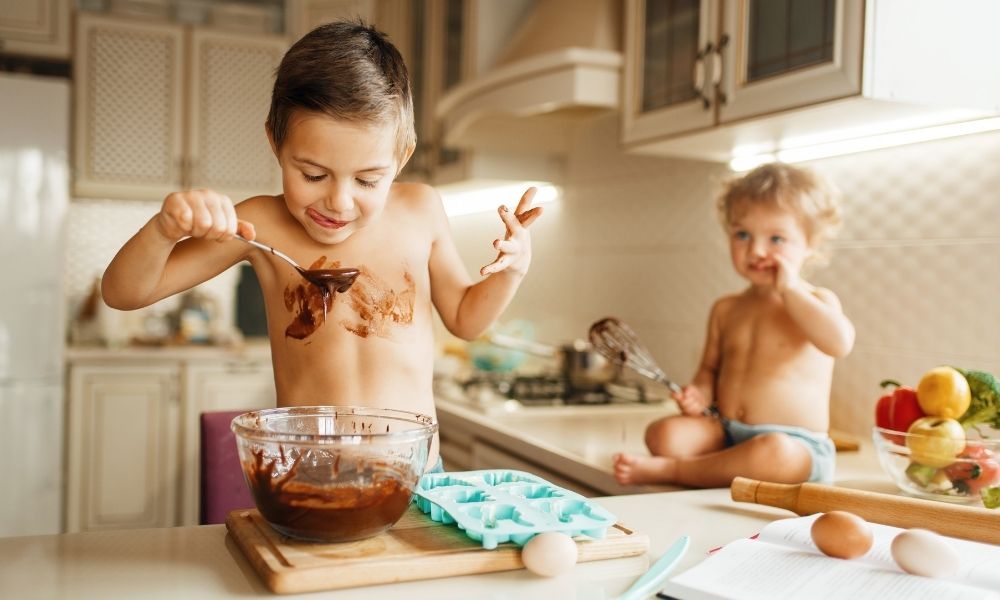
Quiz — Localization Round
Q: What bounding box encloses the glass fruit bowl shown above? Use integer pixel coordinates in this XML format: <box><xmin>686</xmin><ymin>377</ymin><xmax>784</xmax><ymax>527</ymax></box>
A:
<box><xmin>231</xmin><ymin>406</ymin><xmax>437</xmax><ymax>542</ymax></box>
<box><xmin>872</xmin><ymin>425</ymin><xmax>1000</xmax><ymax>505</ymax></box>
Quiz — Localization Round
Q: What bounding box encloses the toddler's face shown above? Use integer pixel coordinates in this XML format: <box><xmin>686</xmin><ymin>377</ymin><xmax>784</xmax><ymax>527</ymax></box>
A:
<box><xmin>727</xmin><ymin>203</ymin><xmax>812</xmax><ymax>286</ymax></box>
<box><xmin>271</xmin><ymin>110</ymin><xmax>400</xmax><ymax>244</ymax></box>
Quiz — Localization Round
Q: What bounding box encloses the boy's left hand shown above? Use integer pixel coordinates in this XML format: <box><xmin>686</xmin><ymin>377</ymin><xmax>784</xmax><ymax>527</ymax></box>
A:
<box><xmin>480</xmin><ymin>187</ymin><xmax>543</xmax><ymax>277</ymax></box>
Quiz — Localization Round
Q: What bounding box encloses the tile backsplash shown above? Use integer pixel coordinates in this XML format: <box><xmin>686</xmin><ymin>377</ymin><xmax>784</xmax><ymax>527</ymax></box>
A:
<box><xmin>444</xmin><ymin>114</ymin><xmax>1000</xmax><ymax>438</ymax></box>
<box><xmin>65</xmin><ymin>198</ymin><xmax>239</xmax><ymax>339</ymax></box>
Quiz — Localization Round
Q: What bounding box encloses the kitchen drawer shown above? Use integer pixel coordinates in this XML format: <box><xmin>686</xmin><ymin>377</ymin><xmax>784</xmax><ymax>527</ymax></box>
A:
<box><xmin>471</xmin><ymin>440</ymin><xmax>600</xmax><ymax>497</ymax></box>
<box><xmin>439</xmin><ymin>438</ymin><xmax>473</xmax><ymax>472</ymax></box>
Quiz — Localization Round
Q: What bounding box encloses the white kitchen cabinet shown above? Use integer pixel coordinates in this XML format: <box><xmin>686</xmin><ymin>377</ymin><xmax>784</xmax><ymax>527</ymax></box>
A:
<box><xmin>178</xmin><ymin>359</ymin><xmax>275</xmax><ymax>526</ymax></box>
<box><xmin>716</xmin><ymin>0</ymin><xmax>862</xmax><ymax>124</ymax></box>
<box><xmin>73</xmin><ymin>14</ymin><xmax>185</xmax><ymax>200</ymax></box>
<box><xmin>73</xmin><ymin>13</ymin><xmax>285</xmax><ymax>201</ymax></box>
<box><xmin>0</xmin><ymin>0</ymin><xmax>71</xmax><ymax>59</ymax></box>
<box><xmin>66</xmin><ymin>348</ymin><xmax>276</xmax><ymax>531</ymax></box>
<box><xmin>623</xmin><ymin>0</ymin><xmax>1000</xmax><ymax>162</ymax></box>
<box><xmin>624</xmin><ymin>0</ymin><xmax>863</xmax><ymax>146</ymax></box>
<box><xmin>66</xmin><ymin>363</ymin><xmax>181</xmax><ymax>532</ymax></box>
<box><xmin>622</xmin><ymin>0</ymin><xmax>717</xmax><ymax>141</ymax></box>
<box><xmin>186</xmin><ymin>28</ymin><xmax>288</xmax><ymax>202</ymax></box>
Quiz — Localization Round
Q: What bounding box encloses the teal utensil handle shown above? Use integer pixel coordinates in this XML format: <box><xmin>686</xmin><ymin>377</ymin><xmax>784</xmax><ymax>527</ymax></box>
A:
<box><xmin>616</xmin><ymin>535</ymin><xmax>690</xmax><ymax>600</ymax></box>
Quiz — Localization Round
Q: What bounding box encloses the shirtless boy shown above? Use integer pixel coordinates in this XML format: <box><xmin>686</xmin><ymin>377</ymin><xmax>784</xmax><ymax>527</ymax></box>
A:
<box><xmin>614</xmin><ymin>163</ymin><xmax>854</xmax><ymax>487</ymax></box>
<box><xmin>101</xmin><ymin>21</ymin><xmax>542</xmax><ymax>470</ymax></box>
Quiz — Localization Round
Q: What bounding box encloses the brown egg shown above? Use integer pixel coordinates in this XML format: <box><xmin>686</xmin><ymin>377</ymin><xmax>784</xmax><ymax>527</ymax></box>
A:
<box><xmin>810</xmin><ymin>511</ymin><xmax>874</xmax><ymax>559</ymax></box>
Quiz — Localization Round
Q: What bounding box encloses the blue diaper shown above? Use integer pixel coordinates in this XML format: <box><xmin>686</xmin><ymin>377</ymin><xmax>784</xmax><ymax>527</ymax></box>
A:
<box><xmin>722</xmin><ymin>418</ymin><xmax>836</xmax><ymax>483</ymax></box>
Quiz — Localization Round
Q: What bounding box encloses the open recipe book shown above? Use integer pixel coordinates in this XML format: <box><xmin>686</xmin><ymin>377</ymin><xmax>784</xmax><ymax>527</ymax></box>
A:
<box><xmin>659</xmin><ymin>514</ymin><xmax>1000</xmax><ymax>600</ymax></box>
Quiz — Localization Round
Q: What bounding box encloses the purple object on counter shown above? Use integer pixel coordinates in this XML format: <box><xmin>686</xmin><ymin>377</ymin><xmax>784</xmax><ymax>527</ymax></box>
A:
<box><xmin>200</xmin><ymin>410</ymin><xmax>255</xmax><ymax>525</ymax></box>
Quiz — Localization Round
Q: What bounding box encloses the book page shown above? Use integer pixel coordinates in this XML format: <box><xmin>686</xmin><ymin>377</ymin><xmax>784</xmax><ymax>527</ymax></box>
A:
<box><xmin>755</xmin><ymin>514</ymin><xmax>1000</xmax><ymax>590</ymax></box>
<box><xmin>661</xmin><ymin>538</ymin><xmax>1000</xmax><ymax>600</ymax></box>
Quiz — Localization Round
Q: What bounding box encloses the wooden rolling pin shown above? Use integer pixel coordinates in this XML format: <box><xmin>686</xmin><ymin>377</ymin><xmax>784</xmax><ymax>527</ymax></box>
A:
<box><xmin>731</xmin><ymin>477</ymin><xmax>1000</xmax><ymax>546</ymax></box>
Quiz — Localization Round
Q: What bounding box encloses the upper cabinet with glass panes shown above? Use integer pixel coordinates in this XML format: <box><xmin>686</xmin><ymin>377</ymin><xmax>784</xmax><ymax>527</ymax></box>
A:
<box><xmin>623</xmin><ymin>0</ymin><xmax>1000</xmax><ymax>163</ymax></box>
<box><xmin>717</xmin><ymin>0</ymin><xmax>858</xmax><ymax>124</ymax></box>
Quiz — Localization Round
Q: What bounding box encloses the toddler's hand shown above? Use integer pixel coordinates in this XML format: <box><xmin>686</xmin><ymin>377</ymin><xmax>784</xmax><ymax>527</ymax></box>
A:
<box><xmin>480</xmin><ymin>187</ymin><xmax>543</xmax><ymax>277</ymax></box>
<box><xmin>154</xmin><ymin>189</ymin><xmax>254</xmax><ymax>243</ymax></box>
<box><xmin>772</xmin><ymin>254</ymin><xmax>802</xmax><ymax>293</ymax></box>
<box><xmin>672</xmin><ymin>385</ymin><xmax>709</xmax><ymax>416</ymax></box>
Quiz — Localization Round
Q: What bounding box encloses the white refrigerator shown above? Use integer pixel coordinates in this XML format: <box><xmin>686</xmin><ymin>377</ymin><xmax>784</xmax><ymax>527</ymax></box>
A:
<box><xmin>0</xmin><ymin>72</ymin><xmax>69</xmax><ymax>536</ymax></box>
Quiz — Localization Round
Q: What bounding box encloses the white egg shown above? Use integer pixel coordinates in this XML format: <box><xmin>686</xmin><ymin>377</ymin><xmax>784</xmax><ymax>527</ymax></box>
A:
<box><xmin>890</xmin><ymin>528</ymin><xmax>961</xmax><ymax>578</ymax></box>
<box><xmin>521</xmin><ymin>532</ymin><xmax>579</xmax><ymax>577</ymax></box>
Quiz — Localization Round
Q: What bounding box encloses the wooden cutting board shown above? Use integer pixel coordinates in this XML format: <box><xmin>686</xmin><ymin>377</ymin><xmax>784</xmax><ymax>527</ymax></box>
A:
<box><xmin>226</xmin><ymin>506</ymin><xmax>650</xmax><ymax>594</ymax></box>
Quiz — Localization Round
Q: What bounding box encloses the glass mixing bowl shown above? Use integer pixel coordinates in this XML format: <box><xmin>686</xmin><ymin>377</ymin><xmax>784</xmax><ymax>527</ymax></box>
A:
<box><xmin>231</xmin><ymin>406</ymin><xmax>437</xmax><ymax>542</ymax></box>
<box><xmin>872</xmin><ymin>425</ymin><xmax>1000</xmax><ymax>505</ymax></box>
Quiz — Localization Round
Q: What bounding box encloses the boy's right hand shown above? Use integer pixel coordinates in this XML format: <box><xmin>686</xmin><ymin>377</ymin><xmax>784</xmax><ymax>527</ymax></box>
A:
<box><xmin>672</xmin><ymin>385</ymin><xmax>710</xmax><ymax>416</ymax></box>
<box><xmin>154</xmin><ymin>189</ymin><xmax>255</xmax><ymax>243</ymax></box>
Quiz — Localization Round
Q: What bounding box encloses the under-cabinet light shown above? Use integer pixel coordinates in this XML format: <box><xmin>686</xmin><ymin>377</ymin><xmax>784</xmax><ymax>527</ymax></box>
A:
<box><xmin>728</xmin><ymin>116</ymin><xmax>1000</xmax><ymax>172</ymax></box>
<box><xmin>441</xmin><ymin>183</ymin><xmax>559</xmax><ymax>217</ymax></box>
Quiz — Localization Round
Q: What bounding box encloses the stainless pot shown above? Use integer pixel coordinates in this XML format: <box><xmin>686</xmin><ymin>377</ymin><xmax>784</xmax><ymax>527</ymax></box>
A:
<box><xmin>488</xmin><ymin>334</ymin><xmax>620</xmax><ymax>392</ymax></box>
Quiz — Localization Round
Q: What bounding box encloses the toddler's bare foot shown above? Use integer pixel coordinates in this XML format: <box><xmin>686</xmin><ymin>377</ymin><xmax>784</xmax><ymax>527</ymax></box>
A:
<box><xmin>613</xmin><ymin>452</ymin><xmax>677</xmax><ymax>485</ymax></box>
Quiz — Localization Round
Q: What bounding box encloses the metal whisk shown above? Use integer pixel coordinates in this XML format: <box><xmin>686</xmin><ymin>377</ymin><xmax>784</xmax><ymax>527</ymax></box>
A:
<box><xmin>588</xmin><ymin>317</ymin><xmax>683</xmax><ymax>394</ymax></box>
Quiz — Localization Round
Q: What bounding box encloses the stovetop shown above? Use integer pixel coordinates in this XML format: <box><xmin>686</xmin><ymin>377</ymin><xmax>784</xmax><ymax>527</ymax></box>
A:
<box><xmin>449</xmin><ymin>372</ymin><xmax>661</xmax><ymax>408</ymax></box>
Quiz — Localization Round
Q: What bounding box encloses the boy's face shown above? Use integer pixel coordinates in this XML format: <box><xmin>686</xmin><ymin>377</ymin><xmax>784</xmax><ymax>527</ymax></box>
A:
<box><xmin>727</xmin><ymin>202</ymin><xmax>813</xmax><ymax>287</ymax></box>
<box><xmin>269</xmin><ymin>110</ymin><xmax>402</xmax><ymax>245</ymax></box>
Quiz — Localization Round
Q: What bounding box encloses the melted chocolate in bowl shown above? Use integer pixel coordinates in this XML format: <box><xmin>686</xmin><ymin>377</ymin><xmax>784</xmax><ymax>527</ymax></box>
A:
<box><xmin>232</xmin><ymin>407</ymin><xmax>437</xmax><ymax>543</ymax></box>
<box><xmin>245</xmin><ymin>449</ymin><xmax>413</xmax><ymax>542</ymax></box>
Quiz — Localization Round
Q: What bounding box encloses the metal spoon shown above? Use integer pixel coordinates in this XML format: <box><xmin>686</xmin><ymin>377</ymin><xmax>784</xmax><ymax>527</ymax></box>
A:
<box><xmin>234</xmin><ymin>234</ymin><xmax>360</xmax><ymax>293</ymax></box>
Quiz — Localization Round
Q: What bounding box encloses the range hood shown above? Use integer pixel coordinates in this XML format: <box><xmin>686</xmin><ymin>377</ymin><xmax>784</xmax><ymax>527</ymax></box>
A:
<box><xmin>436</xmin><ymin>0</ymin><xmax>622</xmax><ymax>155</ymax></box>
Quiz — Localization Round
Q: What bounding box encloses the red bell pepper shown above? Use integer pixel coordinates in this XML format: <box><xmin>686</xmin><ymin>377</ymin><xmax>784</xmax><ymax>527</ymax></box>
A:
<box><xmin>874</xmin><ymin>379</ymin><xmax>925</xmax><ymax>443</ymax></box>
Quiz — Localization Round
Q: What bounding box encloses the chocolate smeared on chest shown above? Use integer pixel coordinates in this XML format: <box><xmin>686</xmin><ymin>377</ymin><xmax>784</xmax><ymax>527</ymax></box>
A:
<box><xmin>283</xmin><ymin>258</ymin><xmax>359</xmax><ymax>340</ymax></box>
<box><xmin>341</xmin><ymin>269</ymin><xmax>416</xmax><ymax>339</ymax></box>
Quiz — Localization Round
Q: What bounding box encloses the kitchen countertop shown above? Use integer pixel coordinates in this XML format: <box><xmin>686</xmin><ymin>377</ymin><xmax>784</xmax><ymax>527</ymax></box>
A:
<box><xmin>65</xmin><ymin>339</ymin><xmax>272</xmax><ymax>362</ymax></box>
<box><xmin>0</xmin><ymin>488</ymin><xmax>817</xmax><ymax>599</ymax></box>
<box><xmin>437</xmin><ymin>395</ymin><xmax>684</xmax><ymax>495</ymax></box>
<box><xmin>435</xmin><ymin>395</ymin><xmax>892</xmax><ymax>497</ymax></box>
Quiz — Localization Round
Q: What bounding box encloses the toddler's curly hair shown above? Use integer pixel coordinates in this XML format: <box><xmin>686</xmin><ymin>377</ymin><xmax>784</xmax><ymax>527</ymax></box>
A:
<box><xmin>717</xmin><ymin>163</ymin><xmax>842</xmax><ymax>247</ymax></box>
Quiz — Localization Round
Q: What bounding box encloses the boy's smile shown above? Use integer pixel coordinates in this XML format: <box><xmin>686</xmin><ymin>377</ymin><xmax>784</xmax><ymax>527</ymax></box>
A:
<box><xmin>270</xmin><ymin>110</ymin><xmax>400</xmax><ymax>244</ymax></box>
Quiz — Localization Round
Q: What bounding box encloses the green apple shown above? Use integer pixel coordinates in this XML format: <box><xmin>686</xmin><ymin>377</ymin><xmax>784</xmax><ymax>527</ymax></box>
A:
<box><xmin>906</xmin><ymin>417</ymin><xmax>966</xmax><ymax>468</ymax></box>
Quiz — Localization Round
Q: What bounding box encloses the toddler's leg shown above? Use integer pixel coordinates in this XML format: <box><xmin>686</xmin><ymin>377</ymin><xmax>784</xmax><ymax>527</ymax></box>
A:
<box><xmin>613</xmin><ymin>415</ymin><xmax>724</xmax><ymax>485</ymax></box>
<box><xmin>644</xmin><ymin>415</ymin><xmax>726</xmax><ymax>458</ymax></box>
<box><xmin>614</xmin><ymin>431</ymin><xmax>812</xmax><ymax>487</ymax></box>
<box><xmin>672</xmin><ymin>432</ymin><xmax>812</xmax><ymax>487</ymax></box>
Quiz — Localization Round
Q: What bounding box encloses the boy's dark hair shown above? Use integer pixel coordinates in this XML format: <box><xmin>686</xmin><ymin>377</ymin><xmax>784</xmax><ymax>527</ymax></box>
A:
<box><xmin>266</xmin><ymin>20</ymin><xmax>416</xmax><ymax>161</ymax></box>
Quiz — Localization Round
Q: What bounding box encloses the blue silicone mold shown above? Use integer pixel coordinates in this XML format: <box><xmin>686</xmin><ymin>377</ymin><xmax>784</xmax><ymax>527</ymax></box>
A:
<box><xmin>414</xmin><ymin>469</ymin><xmax>617</xmax><ymax>549</ymax></box>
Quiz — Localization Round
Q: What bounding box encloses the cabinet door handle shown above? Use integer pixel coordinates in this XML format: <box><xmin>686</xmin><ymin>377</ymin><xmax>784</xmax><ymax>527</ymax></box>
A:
<box><xmin>713</xmin><ymin>34</ymin><xmax>729</xmax><ymax>104</ymax></box>
<box><xmin>692</xmin><ymin>42</ymin><xmax>713</xmax><ymax>110</ymax></box>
